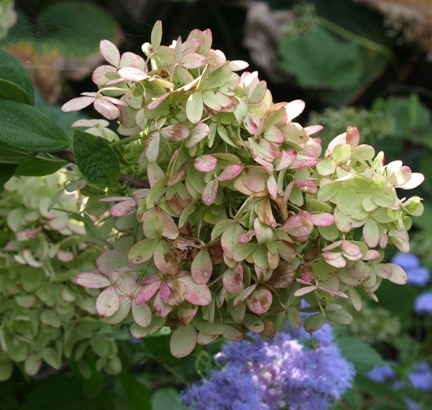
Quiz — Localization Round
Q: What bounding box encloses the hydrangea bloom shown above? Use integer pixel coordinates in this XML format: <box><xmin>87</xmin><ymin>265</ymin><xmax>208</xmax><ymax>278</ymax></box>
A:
<box><xmin>391</xmin><ymin>253</ymin><xmax>430</xmax><ymax>286</ymax></box>
<box><xmin>181</xmin><ymin>324</ymin><xmax>355</xmax><ymax>410</ymax></box>
<box><xmin>414</xmin><ymin>292</ymin><xmax>432</xmax><ymax>315</ymax></box>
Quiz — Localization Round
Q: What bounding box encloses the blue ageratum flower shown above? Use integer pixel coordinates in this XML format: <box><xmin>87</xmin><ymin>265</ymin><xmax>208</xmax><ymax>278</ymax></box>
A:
<box><xmin>181</xmin><ymin>324</ymin><xmax>355</xmax><ymax>410</ymax></box>
<box><xmin>391</xmin><ymin>253</ymin><xmax>430</xmax><ymax>286</ymax></box>
<box><xmin>365</xmin><ymin>363</ymin><xmax>397</xmax><ymax>383</ymax></box>
<box><xmin>408</xmin><ymin>362</ymin><xmax>432</xmax><ymax>392</ymax></box>
<box><xmin>415</xmin><ymin>292</ymin><xmax>432</xmax><ymax>316</ymax></box>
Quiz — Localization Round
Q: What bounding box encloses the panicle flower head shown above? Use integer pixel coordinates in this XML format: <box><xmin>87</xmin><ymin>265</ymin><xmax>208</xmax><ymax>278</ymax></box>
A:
<box><xmin>182</xmin><ymin>324</ymin><xmax>355</xmax><ymax>410</ymax></box>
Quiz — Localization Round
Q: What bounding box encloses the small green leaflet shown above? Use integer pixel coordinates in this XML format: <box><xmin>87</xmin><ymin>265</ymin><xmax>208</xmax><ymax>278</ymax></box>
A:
<box><xmin>73</xmin><ymin>129</ymin><xmax>120</xmax><ymax>188</ymax></box>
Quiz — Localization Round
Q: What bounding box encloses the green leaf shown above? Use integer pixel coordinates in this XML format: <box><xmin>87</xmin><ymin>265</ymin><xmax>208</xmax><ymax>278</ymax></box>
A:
<box><xmin>0</xmin><ymin>98</ymin><xmax>71</xmax><ymax>152</ymax></box>
<box><xmin>152</xmin><ymin>387</ymin><xmax>186</xmax><ymax>410</ymax></box>
<box><xmin>170</xmin><ymin>325</ymin><xmax>197</xmax><ymax>358</ymax></box>
<box><xmin>73</xmin><ymin>129</ymin><xmax>120</xmax><ymax>188</ymax></box>
<box><xmin>337</xmin><ymin>336</ymin><xmax>386</xmax><ymax>372</ymax></box>
<box><xmin>144</xmin><ymin>332</ymin><xmax>188</xmax><ymax>367</ymax></box>
<box><xmin>20</xmin><ymin>374</ymin><xmax>92</xmax><ymax>410</ymax></box>
<box><xmin>279</xmin><ymin>27</ymin><xmax>363</xmax><ymax>89</ymax></box>
<box><xmin>15</xmin><ymin>154</ymin><xmax>66</xmax><ymax>176</ymax></box>
<box><xmin>0</xmin><ymin>49</ymin><xmax>34</xmax><ymax>105</ymax></box>
<box><xmin>119</xmin><ymin>372</ymin><xmax>152</xmax><ymax>410</ymax></box>
<box><xmin>0</xmin><ymin>163</ymin><xmax>18</xmax><ymax>185</ymax></box>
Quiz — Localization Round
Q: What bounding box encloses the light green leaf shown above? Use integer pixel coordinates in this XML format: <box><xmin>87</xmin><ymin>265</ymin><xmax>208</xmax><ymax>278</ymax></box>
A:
<box><xmin>170</xmin><ymin>325</ymin><xmax>197</xmax><ymax>358</ymax></box>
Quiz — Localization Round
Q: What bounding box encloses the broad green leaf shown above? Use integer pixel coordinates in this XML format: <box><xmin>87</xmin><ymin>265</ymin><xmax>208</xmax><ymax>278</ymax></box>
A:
<box><xmin>0</xmin><ymin>163</ymin><xmax>17</xmax><ymax>185</ymax></box>
<box><xmin>304</xmin><ymin>313</ymin><xmax>325</xmax><ymax>332</ymax></box>
<box><xmin>73</xmin><ymin>129</ymin><xmax>119</xmax><ymax>187</ymax></box>
<box><xmin>15</xmin><ymin>154</ymin><xmax>66</xmax><ymax>176</ymax></box>
<box><xmin>337</xmin><ymin>336</ymin><xmax>386</xmax><ymax>372</ymax></box>
<box><xmin>152</xmin><ymin>387</ymin><xmax>186</xmax><ymax>410</ymax></box>
<box><xmin>0</xmin><ymin>49</ymin><xmax>34</xmax><ymax>105</ymax></box>
<box><xmin>279</xmin><ymin>27</ymin><xmax>363</xmax><ymax>89</ymax></box>
<box><xmin>119</xmin><ymin>372</ymin><xmax>152</xmax><ymax>410</ymax></box>
<box><xmin>0</xmin><ymin>98</ymin><xmax>71</xmax><ymax>152</ymax></box>
<box><xmin>42</xmin><ymin>347</ymin><xmax>62</xmax><ymax>370</ymax></box>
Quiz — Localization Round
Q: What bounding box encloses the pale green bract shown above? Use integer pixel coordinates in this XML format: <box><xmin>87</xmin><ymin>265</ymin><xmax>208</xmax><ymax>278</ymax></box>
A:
<box><xmin>62</xmin><ymin>21</ymin><xmax>424</xmax><ymax>358</ymax></box>
<box><xmin>0</xmin><ymin>173</ymin><xmax>122</xmax><ymax>380</ymax></box>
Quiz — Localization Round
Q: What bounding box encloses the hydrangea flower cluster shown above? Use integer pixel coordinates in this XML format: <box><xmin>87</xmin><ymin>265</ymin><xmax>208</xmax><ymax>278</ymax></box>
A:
<box><xmin>0</xmin><ymin>174</ymin><xmax>122</xmax><ymax>380</ymax></box>
<box><xmin>62</xmin><ymin>21</ymin><xmax>424</xmax><ymax>357</ymax></box>
<box><xmin>181</xmin><ymin>324</ymin><xmax>355</xmax><ymax>410</ymax></box>
<box><xmin>391</xmin><ymin>253</ymin><xmax>430</xmax><ymax>287</ymax></box>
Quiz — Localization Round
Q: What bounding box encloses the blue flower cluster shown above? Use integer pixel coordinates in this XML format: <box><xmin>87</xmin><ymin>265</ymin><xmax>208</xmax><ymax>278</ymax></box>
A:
<box><xmin>391</xmin><ymin>253</ymin><xmax>430</xmax><ymax>287</ymax></box>
<box><xmin>181</xmin><ymin>324</ymin><xmax>355</xmax><ymax>410</ymax></box>
<box><xmin>365</xmin><ymin>361</ymin><xmax>432</xmax><ymax>409</ymax></box>
<box><xmin>414</xmin><ymin>291</ymin><xmax>432</xmax><ymax>316</ymax></box>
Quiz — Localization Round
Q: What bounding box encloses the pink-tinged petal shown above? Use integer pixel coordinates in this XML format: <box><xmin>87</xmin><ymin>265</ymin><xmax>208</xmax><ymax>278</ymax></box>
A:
<box><xmin>346</xmin><ymin>126</ymin><xmax>360</xmax><ymax>148</ymax></box>
<box><xmin>286</xmin><ymin>99</ymin><xmax>305</xmax><ymax>122</ymax></box>
<box><xmin>372</xmin><ymin>263</ymin><xmax>392</xmax><ymax>279</ymax></box>
<box><xmin>100</xmin><ymin>39</ymin><xmax>120</xmax><ymax>66</ymax></box>
<box><xmin>303</xmin><ymin>137</ymin><xmax>322</xmax><ymax>157</ymax></box>
<box><xmin>22</xmin><ymin>249</ymin><xmax>43</xmax><ymax>268</ymax></box>
<box><xmin>246</xmin><ymin>287</ymin><xmax>272</xmax><ymax>314</ymax></box>
<box><xmin>191</xmin><ymin>249</ymin><xmax>213</xmax><ymax>285</ymax></box>
<box><xmin>275</xmin><ymin>150</ymin><xmax>297</xmax><ymax>171</ymax></box>
<box><xmin>57</xmin><ymin>249</ymin><xmax>74</xmax><ymax>262</ymax></box>
<box><xmin>94</xmin><ymin>99</ymin><xmax>120</xmax><ymax>120</ymax></box>
<box><xmin>291</xmin><ymin>157</ymin><xmax>319</xmax><ymax>169</ymax></box>
<box><xmin>363</xmin><ymin>250</ymin><xmax>381</xmax><ymax>260</ymax></box>
<box><xmin>48</xmin><ymin>217</ymin><xmax>67</xmax><ymax>231</ymax></box>
<box><xmin>170</xmin><ymin>325</ymin><xmax>197</xmax><ymax>358</ymax></box>
<box><xmin>92</xmin><ymin>65</ymin><xmax>117</xmax><ymax>86</ymax></box>
<box><xmin>304</xmin><ymin>125</ymin><xmax>323</xmax><ymax>135</ymax></box>
<box><xmin>194</xmin><ymin>155</ymin><xmax>217</xmax><ymax>172</ymax></box>
<box><xmin>266</xmin><ymin>174</ymin><xmax>278</xmax><ymax>199</ymax></box>
<box><xmin>61</xmin><ymin>96</ymin><xmax>95</xmax><ymax>112</ymax></box>
<box><xmin>118</xmin><ymin>66</ymin><xmax>148</xmax><ymax>81</ymax></box>
<box><xmin>202</xmin><ymin>180</ymin><xmax>218</xmax><ymax>206</ymax></box>
<box><xmin>398</xmin><ymin>173</ymin><xmax>424</xmax><ymax>190</ymax></box>
<box><xmin>159</xmin><ymin>281</ymin><xmax>171</xmax><ymax>304</ymax></box>
<box><xmin>186</xmin><ymin>122</ymin><xmax>210</xmax><ymax>148</ymax></box>
<box><xmin>300</xmin><ymin>264</ymin><xmax>314</xmax><ymax>282</ymax></box>
<box><xmin>114</xmin><ymin>272</ymin><xmax>137</xmax><ymax>296</ymax></box>
<box><xmin>311</xmin><ymin>213</ymin><xmax>334</xmax><ymax>226</ymax></box>
<box><xmin>294</xmin><ymin>285</ymin><xmax>317</xmax><ymax>297</ymax></box>
<box><xmin>264</xmin><ymin>126</ymin><xmax>284</xmax><ymax>143</ymax></box>
<box><xmin>61</xmin><ymin>288</ymin><xmax>76</xmax><ymax>303</ymax></box>
<box><xmin>160</xmin><ymin>124</ymin><xmax>190</xmax><ymax>143</ymax></box>
<box><xmin>229</xmin><ymin>60</ymin><xmax>249</xmax><ymax>71</ymax></box>
<box><xmin>242</xmin><ymin>167</ymin><xmax>266</xmax><ymax>192</ymax></box>
<box><xmin>180</xmin><ymin>276</ymin><xmax>212</xmax><ymax>306</ymax></box>
<box><xmin>181</xmin><ymin>53</ymin><xmax>206</xmax><ymax>69</ymax></box>
<box><xmin>387</xmin><ymin>263</ymin><xmax>408</xmax><ymax>285</ymax></box>
<box><xmin>178</xmin><ymin>303</ymin><xmax>199</xmax><ymax>326</ymax></box>
<box><xmin>244</xmin><ymin>112</ymin><xmax>260</xmax><ymax>135</ymax></box>
<box><xmin>75</xmin><ymin>272</ymin><xmax>111</xmax><ymax>288</ymax></box>
<box><xmin>323</xmin><ymin>253</ymin><xmax>346</xmax><ymax>268</ymax></box>
<box><xmin>197</xmin><ymin>332</ymin><xmax>218</xmax><ymax>345</ymax></box>
<box><xmin>97</xmin><ymin>250</ymin><xmax>129</xmax><ymax>274</ymax></box>
<box><xmin>120</xmin><ymin>52</ymin><xmax>146</xmax><ymax>69</ymax></box>
<box><xmin>341</xmin><ymin>240</ymin><xmax>361</xmax><ymax>257</ymax></box>
<box><xmin>318</xmin><ymin>287</ymin><xmax>348</xmax><ymax>298</ymax></box>
<box><xmin>96</xmin><ymin>286</ymin><xmax>120</xmax><ymax>317</ymax></box>
<box><xmin>135</xmin><ymin>280</ymin><xmax>161</xmax><ymax>304</ymax></box>
<box><xmin>222</xmin><ymin>265</ymin><xmax>244</xmax><ymax>295</ymax></box>
<box><xmin>132</xmin><ymin>301</ymin><xmax>152</xmax><ymax>328</ymax></box>
<box><xmin>147</xmin><ymin>92</ymin><xmax>171</xmax><ymax>111</ymax></box>
<box><xmin>110</xmin><ymin>199</ymin><xmax>136</xmax><ymax>217</ymax></box>
<box><xmin>282</xmin><ymin>214</ymin><xmax>314</xmax><ymax>238</ymax></box>
<box><xmin>153</xmin><ymin>292</ymin><xmax>172</xmax><ymax>318</ymax></box>
<box><xmin>217</xmin><ymin>164</ymin><xmax>244</xmax><ymax>182</ymax></box>
<box><xmin>25</xmin><ymin>226</ymin><xmax>42</xmax><ymax>239</ymax></box>
<box><xmin>294</xmin><ymin>179</ymin><xmax>317</xmax><ymax>194</ymax></box>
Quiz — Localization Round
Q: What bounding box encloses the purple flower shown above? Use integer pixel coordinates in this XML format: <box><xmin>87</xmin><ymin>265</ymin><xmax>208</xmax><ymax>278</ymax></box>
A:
<box><xmin>415</xmin><ymin>292</ymin><xmax>432</xmax><ymax>316</ymax></box>
<box><xmin>182</xmin><ymin>324</ymin><xmax>355</xmax><ymax>410</ymax></box>
<box><xmin>408</xmin><ymin>362</ymin><xmax>432</xmax><ymax>392</ymax></box>
<box><xmin>365</xmin><ymin>364</ymin><xmax>397</xmax><ymax>383</ymax></box>
<box><xmin>181</xmin><ymin>365</ymin><xmax>263</xmax><ymax>410</ymax></box>
<box><xmin>391</xmin><ymin>253</ymin><xmax>430</xmax><ymax>286</ymax></box>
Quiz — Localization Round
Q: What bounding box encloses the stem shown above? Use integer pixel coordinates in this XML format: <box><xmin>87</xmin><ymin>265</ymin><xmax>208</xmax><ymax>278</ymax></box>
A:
<box><xmin>318</xmin><ymin>17</ymin><xmax>398</xmax><ymax>67</ymax></box>
<box><xmin>110</xmin><ymin>134</ymin><xmax>143</xmax><ymax>147</ymax></box>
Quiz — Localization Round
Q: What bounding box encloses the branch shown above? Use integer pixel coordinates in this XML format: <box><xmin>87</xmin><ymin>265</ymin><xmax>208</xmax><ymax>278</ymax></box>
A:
<box><xmin>52</xmin><ymin>150</ymin><xmax>150</xmax><ymax>189</ymax></box>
